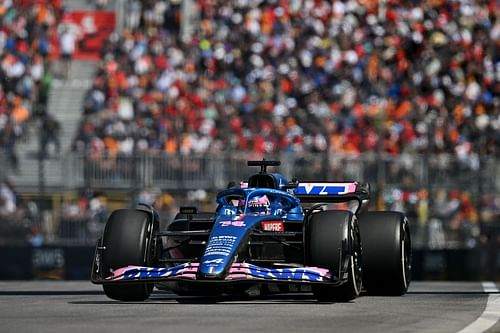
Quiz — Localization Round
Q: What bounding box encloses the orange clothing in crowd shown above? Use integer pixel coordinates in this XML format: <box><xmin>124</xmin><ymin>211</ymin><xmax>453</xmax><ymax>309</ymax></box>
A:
<box><xmin>12</xmin><ymin>104</ymin><xmax>30</xmax><ymax>123</ymax></box>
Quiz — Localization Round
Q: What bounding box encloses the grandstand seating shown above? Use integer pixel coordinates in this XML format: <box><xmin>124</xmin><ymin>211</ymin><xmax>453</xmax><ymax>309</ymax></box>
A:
<box><xmin>72</xmin><ymin>0</ymin><xmax>498</xmax><ymax>161</ymax></box>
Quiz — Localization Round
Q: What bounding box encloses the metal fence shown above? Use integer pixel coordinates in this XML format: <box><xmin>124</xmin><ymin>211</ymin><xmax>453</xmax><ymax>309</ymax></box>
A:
<box><xmin>60</xmin><ymin>152</ymin><xmax>498</xmax><ymax>194</ymax></box>
<box><xmin>2</xmin><ymin>150</ymin><xmax>496</xmax><ymax>193</ymax></box>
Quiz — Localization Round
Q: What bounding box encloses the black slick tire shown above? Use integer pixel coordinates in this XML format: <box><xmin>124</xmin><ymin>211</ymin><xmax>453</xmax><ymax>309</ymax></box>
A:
<box><xmin>306</xmin><ymin>210</ymin><xmax>362</xmax><ymax>302</ymax></box>
<box><xmin>101</xmin><ymin>209</ymin><xmax>156</xmax><ymax>301</ymax></box>
<box><xmin>358</xmin><ymin>211</ymin><xmax>411</xmax><ymax>295</ymax></box>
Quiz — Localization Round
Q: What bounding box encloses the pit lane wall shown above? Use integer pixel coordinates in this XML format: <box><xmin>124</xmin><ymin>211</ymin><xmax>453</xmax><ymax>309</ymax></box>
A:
<box><xmin>0</xmin><ymin>245</ymin><xmax>496</xmax><ymax>281</ymax></box>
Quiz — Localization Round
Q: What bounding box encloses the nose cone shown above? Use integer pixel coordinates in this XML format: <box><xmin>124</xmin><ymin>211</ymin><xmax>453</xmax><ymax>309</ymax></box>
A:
<box><xmin>198</xmin><ymin>261</ymin><xmax>226</xmax><ymax>279</ymax></box>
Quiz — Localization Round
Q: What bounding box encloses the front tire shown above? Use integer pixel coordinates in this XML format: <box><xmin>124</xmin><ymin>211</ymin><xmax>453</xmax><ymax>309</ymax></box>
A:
<box><xmin>358</xmin><ymin>211</ymin><xmax>411</xmax><ymax>295</ymax></box>
<box><xmin>101</xmin><ymin>209</ymin><xmax>157</xmax><ymax>301</ymax></box>
<box><xmin>306</xmin><ymin>210</ymin><xmax>362</xmax><ymax>302</ymax></box>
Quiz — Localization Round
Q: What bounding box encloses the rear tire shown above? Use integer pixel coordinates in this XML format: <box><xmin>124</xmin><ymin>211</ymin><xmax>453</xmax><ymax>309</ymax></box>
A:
<box><xmin>101</xmin><ymin>209</ymin><xmax>157</xmax><ymax>301</ymax></box>
<box><xmin>358</xmin><ymin>211</ymin><xmax>411</xmax><ymax>295</ymax></box>
<box><xmin>306</xmin><ymin>210</ymin><xmax>362</xmax><ymax>302</ymax></box>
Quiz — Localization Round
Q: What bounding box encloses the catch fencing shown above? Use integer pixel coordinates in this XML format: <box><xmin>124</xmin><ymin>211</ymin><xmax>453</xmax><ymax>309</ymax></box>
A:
<box><xmin>61</xmin><ymin>152</ymin><xmax>498</xmax><ymax>194</ymax></box>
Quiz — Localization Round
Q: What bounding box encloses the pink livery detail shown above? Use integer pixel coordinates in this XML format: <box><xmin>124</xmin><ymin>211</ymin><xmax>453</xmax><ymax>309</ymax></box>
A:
<box><xmin>106</xmin><ymin>263</ymin><xmax>332</xmax><ymax>283</ymax></box>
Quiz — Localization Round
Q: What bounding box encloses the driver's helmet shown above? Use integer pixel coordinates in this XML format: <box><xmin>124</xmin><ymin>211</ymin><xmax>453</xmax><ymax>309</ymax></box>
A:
<box><xmin>237</xmin><ymin>197</ymin><xmax>246</xmax><ymax>213</ymax></box>
<box><xmin>246</xmin><ymin>195</ymin><xmax>271</xmax><ymax>215</ymax></box>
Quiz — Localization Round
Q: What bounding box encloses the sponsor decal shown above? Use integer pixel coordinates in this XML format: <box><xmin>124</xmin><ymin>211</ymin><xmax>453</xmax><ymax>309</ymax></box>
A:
<box><xmin>32</xmin><ymin>248</ymin><xmax>65</xmax><ymax>269</ymax></box>
<box><xmin>203</xmin><ymin>235</ymin><xmax>237</xmax><ymax>257</ymax></box>
<box><xmin>119</xmin><ymin>265</ymin><xmax>190</xmax><ymax>280</ymax></box>
<box><xmin>223</xmin><ymin>208</ymin><xmax>236</xmax><ymax>215</ymax></box>
<box><xmin>219</xmin><ymin>220</ymin><xmax>246</xmax><ymax>227</ymax></box>
<box><xmin>247</xmin><ymin>265</ymin><xmax>326</xmax><ymax>282</ymax></box>
<box><xmin>296</xmin><ymin>183</ymin><xmax>356</xmax><ymax>195</ymax></box>
<box><xmin>32</xmin><ymin>248</ymin><xmax>65</xmax><ymax>279</ymax></box>
<box><xmin>261</xmin><ymin>221</ymin><xmax>284</xmax><ymax>232</ymax></box>
<box><xmin>203</xmin><ymin>258</ymin><xmax>224</xmax><ymax>265</ymax></box>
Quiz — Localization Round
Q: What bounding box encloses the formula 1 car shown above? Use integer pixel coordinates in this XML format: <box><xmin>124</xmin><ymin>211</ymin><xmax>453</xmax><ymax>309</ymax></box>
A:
<box><xmin>91</xmin><ymin>160</ymin><xmax>411</xmax><ymax>302</ymax></box>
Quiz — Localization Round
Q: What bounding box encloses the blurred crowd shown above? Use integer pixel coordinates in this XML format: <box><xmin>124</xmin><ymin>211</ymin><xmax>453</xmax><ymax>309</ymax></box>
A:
<box><xmin>380</xmin><ymin>187</ymin><xmax>500</xmax><ymax>249</ymax></box>
<box><xmin>382</xmin><ymin>186</ymin><xmax>500</xmax><ymax>279</ymax></box>
<box><xmin>0</xmin><ymin>1</ymin><xmax>62</xmax><ymax>169</ymax></box>
<box><xmin>74</xmin><ymin>0</ymin><xmax>499</xmax><ymax>164</ymax></box>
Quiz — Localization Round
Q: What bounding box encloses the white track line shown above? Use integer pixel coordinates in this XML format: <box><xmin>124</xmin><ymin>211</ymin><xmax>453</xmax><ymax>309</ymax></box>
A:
<box><xmin>457</xmin><ymin>282</ymin><xmax>500</xmax><ymax>333</ymax></box>
<box><xmin>482</xmin><ymin>282</ymin><xmax>499</xmax><ymax>293</ymax></box>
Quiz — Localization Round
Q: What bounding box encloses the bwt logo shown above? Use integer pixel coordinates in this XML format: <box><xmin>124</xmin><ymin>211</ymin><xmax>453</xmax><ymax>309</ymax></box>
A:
<box><xmin>123</xmin><ymin>266</ymin><xmax>186</xmax><ymax>280</ymax></box>
<box><xmin>248</xmin><ymin>267</ymin><xmax>325</xmax><ymax>282</ymax></box>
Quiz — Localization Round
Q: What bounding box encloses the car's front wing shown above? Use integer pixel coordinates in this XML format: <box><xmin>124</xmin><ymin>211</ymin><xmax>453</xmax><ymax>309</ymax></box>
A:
<box><xmin>93</xmin><ymin>262</ymin><xmax>335</xmax><ymax>285</ymax></box>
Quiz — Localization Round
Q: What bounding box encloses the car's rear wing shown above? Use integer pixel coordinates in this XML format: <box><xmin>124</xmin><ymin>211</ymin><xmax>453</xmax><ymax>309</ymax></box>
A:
<box><xmin>294</xmin><ymin>182</ymin><xmax>370</xmax><ymax>213</ymax></box>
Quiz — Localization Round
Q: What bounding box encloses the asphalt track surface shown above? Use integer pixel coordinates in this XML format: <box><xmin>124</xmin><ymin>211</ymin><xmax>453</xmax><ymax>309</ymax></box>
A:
<box><xmin>0</xmin><ymin>281</ymin><xmax>499</xmax><ymax>333</ymax></box>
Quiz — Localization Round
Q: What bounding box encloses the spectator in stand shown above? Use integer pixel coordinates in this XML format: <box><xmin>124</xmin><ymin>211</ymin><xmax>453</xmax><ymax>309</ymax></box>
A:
<box><xmin>40</xmin><ymin>113</ymin><xmax>61</xmax><ymax>158</ymax></box>
<box><xmin>86</xmin><ymin>193</ymin><xmax>108</xmax><ymax>240</ymax></box>
<box><xmin>95</xmin><ymin>0</ymin><xmax>109</xmax><ymax>10</ymax></box>
<box><xmin>34</xmin><ymin>64</ymin><xmax>53</xmax><ymax>117</ymax></box>
<box><xmin>0</xmin><ymin>180</ymin><xmax>16</xmax><ymax>218</ymax></box>
<box><xmin>58</xmin><ymin>24</ymin><xmax>77</xmax><ymax>79</ymax></box>
<box><xmin>0</xmin><ymin>115</ymin><xmax>20</xmax><ymax>170</ymax></box>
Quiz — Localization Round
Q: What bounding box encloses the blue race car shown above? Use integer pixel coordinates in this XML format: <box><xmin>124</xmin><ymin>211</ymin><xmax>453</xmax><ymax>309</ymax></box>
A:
<box><xmin>91</xmin><ymin>160</ymin><xmax>411</xmax><ymax>302</ymax></box>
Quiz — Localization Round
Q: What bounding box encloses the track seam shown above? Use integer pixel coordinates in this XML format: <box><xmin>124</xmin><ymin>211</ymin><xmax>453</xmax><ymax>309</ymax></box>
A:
<box><xmin>456</xmin><ymin>282</ymin><xmax>500</xmax><ymax>333</ymax></box>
